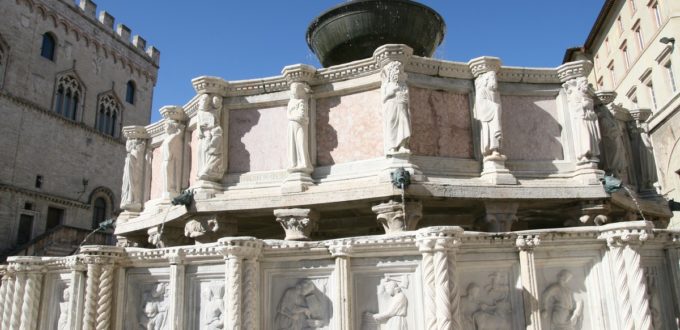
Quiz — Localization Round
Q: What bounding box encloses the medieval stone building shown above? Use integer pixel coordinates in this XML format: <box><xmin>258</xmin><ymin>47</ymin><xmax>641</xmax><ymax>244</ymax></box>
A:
<box><xmin>0</xmin><ymin>0</ymin><xmax>159</xmax><ymax>256</ymax></box>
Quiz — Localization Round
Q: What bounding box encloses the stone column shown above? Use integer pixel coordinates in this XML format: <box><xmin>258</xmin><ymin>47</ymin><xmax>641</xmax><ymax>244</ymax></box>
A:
<box><xmin>599</xmin><ymin>221</ymin><xmax>654</xmax><ymax>330</ymax></box>
<box><xmin>242</xmin><ymin>257</ymin><xmax>260</xmax><ymax>330</ymax></box>
<box><xmin>416</xmin><ymin>226</ymin><xmax>463</xmax><ymax>330</ymax></box>
<box><xmin>218</xmin><ymin>237</ymin><xmax>263</xmax><ymax>330</ymax></box>
<box><xmin>80</xmin><ymin>246</ymin><xmax>124</xmax><ymax>330</ymax></box>
<box><xmin>1</xmin><ymin>265</ymin><xmax>15</xmax><ymax>330</ymax></box>
<box><xmin>329</xmin><ymin>242</ymin><xmax>353</xmax><ymax>329</ymax></box>
<box><xmin>469</xmin><ymin>56</ymin><xmax>517</xmax><ymax>185</ymax></box>
<box><xmin>516</xmin><ymin>234</ymin><xmax>542</xmax><ymax>330</ymax></box>
<box><xmin>0</xmin><ymin>267</ymin><xmax>8</xmax><ymax>327</ymax></box>
<box><xmin>281</xmin><ymin>64</ymin><xmax>317</xmax><ymax>193</ymax></box>
<box><xmin>66</xmin><ymin>257</ymin><xmax>87</xmax><ymax>330</ymax></box>
<box><xmin>558</xmin><ymin>60</ymin><xmax>602</xmax><ymax>185</ymax></box>
<box><xmin>372</xmin><ymin>200</ymin><xmax>422</xmax><ymax>234</ymax></box>
<box><xmin>274</xmin><ymin>208</ymin><xmax>318</xmax><ymax>240</ymax></box>
<box><xmin>667</xmin><ymin>234</ymin><xmax>680</xmax><ymax>316</ymax></box>
<box><xmin>192</xmin><ymin>76</ymin><xmax>229</xmax><ymax>200</ymax></box>
<box><xmin>482</xmin><ymin>201</ymin><xmax>518</xmax><ymax>232</ymax></box>
<box><xmin>167</xmin><ymin>251</ymin><xmax>185</xmax><ymax>330</ymax></box>
<box><xmin>19</xmin><ymin>263</ymin><xmax>44</xmax><ymax>330</ymax></box>
<box><xmin>9</xmin><ymin>263</ymin><xmax>26</xmax><ymax>330</ymax></box>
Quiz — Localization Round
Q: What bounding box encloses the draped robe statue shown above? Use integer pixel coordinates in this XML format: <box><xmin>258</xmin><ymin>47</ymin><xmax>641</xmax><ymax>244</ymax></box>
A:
<box><xmin>162</xmin><ymin>121</ymin><xmax>184</xmax><ymax>199</ymax></box>
<box><xmin>564</xmin><ymin>77</ymin><xmax>601</xmax><ymax>163</ymax></box>
<box><xmin>120</xmin><ymin>138</ymin><xmax>145</xmax><ymax>210</ymax></box>
<box><xmin>381</xmin><ymin>61</ymin><xmax>411</xmax><ymax>155</ymax></box>
<box><xmin>475</xmin><ymin>71</ymin><xmax>504</xmax><ymax>160</ymax></box>
<box><xmin>197</xmin><ymin>94</ymin><xmax>224</xmax><ymax>181</ymax></box>
<box><xmin>287</xmin><ymin>82</ymin><xmax>312</xmax><ymax>173</ymax></box>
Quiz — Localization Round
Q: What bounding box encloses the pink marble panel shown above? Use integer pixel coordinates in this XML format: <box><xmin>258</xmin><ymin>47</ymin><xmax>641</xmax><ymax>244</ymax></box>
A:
<box><xmin>228</xmin><ymin>106</ymin><xmax>288</xmax><ymax>173</ymax></box>
<box><xmin>409</xmin><ymin>88</ymin><xmax>473</xmax><ymax>158</ymax></box>
<box><xmin>501</xmin><ymin>95</ymin><xmax>564</xmax><ymax>161</ymax></box>
<box><xmin>188</xmin><ymin>129</ymin><xmax>199</xmax><ymax>186</ymax></box>
<box><xmin>316</xmin><ymin>89</ymin><xmax>383</xmax><ymax>166</ymax></box>
<box><xmin>149</xmin><ymin>147</ymin><xmax>163</xmax><ymax>200</ymax></box>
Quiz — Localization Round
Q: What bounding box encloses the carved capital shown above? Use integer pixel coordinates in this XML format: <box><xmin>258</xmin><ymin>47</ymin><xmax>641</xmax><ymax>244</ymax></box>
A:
<box><xmin>274</xmin><ymin>208</ymin><xmax>319</xmax><ymax>241</ymax></box>
<box><xmin>166</xmin><ymin>250</ymin><xmax>185</xmax><ymax>265</ymax></box>
<box><xmin>192</xmin><ymin>76</ymin><xmax>229</xmax><ymax>96</ymax></box>
<box><xmin>599</xmin><ymin>221</ymin><xmax>654</xmax><ymax>247</ymax></box>
<box><xmin>282</xmin><ymin>64</ymin><xmax>317</xmax><ymax>83</ymax></box>
<box><xmin>328</xmin><ymin>241</ymin><xmax>353</xmax><ymax>257</ymax></box>
<box><xmin>516</xmin><ymin>234</ymin><xmax>541</xmax><ymax>251</ymax></box>
<box><xmin>627</xmin><ymin>108</ymin><xmax>652</xmax><ymax>124</ymax></box>
<box><xmin>557</xmin><ymin>60</ymin><xmax>593</xmax><ymax>82</ymax></box>
<box><xmin>122</xmin><ymin>125</ymin><xmax>149</xmax><ymax>140</ymax></box>
<box><xmin>372</xmin><ymin>200</ymin><xmax>422</xmax><ymax>234</ymax></box>
<box><xmin>160</xmin><ymin>105</ymin><xmax>186</xmax><ymax>122</ymax></box>
<box><xmin>483</xmin><ymin>202</ymin><xmax>518</xmax><ymax>232</ymax></box>
<box><xmin>594</xmin><ymin>91</ymin><xmax>617</xmax><ymax>105</ymax></box>
<box><xmin>65</xmin><ymin>257</ymin><xmax>87</xmax><ymax>272</ymax></box>
<box><xmin>184</xmin><ymin>214</ymin><xmax>237</xmax><ymax>244</ymax></box>
<box><xmin>218</xmin><ymin>237</ymin><xmax>263</xmax><ymax>259</ymax></box>
<box><xmin>468</xmin><ymin>56</ymin><xmax>502</xmax><ymax>78</ymax></box>
<box><xmin>415</xmin><ymin>226</ymin><xmax>463</xmax><ymax>253</ymax></box>
<box><xmin>373</xmin><ymin>44</ymin><xmax>413</xmax><ymax>67</ymax></box>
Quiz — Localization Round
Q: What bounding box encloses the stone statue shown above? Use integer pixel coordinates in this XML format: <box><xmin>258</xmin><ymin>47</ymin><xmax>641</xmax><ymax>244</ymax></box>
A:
<box><xmin>598</xmin><ymin>107</ymin><xmax>629</xmax><ymax>181</ymax></box>
<box><xmin>274</xmin><ymin>279</ymin><xmax>331</xmax><ymax>329</ymax></box>
<box><xmin>366</xmin><ymin>276</ymin><xmax>409</xmax><ymax>330</ymax></box>
<box><xmin>162</xmin><ymin>120</ymin><xmax>184</xmax><ymax>199</ymax></box>
<box><xmin>139</xmin><ymin>283</ymin><xmax>169</xmax><ymax>330</ymax></box>
<box><xmin>637</xmin><ymin>123</ymin><xmax>658</xmax><ymax>191</ymax></box>
<box><xmin>121</xmin><ymin>138</ymin><xmax>145</xmax><ymax>210</ymax></box>
<box><xmin>57</xmin><ymin>285</ymin><xmax>70</xmax><ymax>329</ymax></box>
<box><xmin>460</xmin><ymin>273</ymin><xmax>511</xmax><ymax>330</ymax></box>
<box><xmin>541</xmin><ymin>270</ymin><xmax>583</xmax><ymax>330</ymax></box>
<box><xmin>287</xmin><ymin>82</ymin><xmax>312</xmax><ymax>173</ymax></box>
<box><xmin>197</xmin><ymin>94</ymin><xmax>224</xmax><ymax>181</ymax></box>
<box><xmin>475</xmin><ymin>71</ymin><xmax>504</xmax><ymax>160</ymax></box>
<box><xmin>381</xmin><ymin>61</ymin><xmax>411</xmax><ymax>155</ymax></box>
<box><xmin>564</xmin><ymin>77</ymin><xmax>601</xmax><ymax>163</ymax></box>
<box><xmin>202</xmin><ymin>284</ymin><xmax>224</xmax><ymax>330</ymax></box>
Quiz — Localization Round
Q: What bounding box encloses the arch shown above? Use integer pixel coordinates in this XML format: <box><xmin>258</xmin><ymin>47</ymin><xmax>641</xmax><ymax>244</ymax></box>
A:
<box><xmin>95</xmin><ymin>92</ymin><xmax>122</xmax><ymax>137</ymax></box>
<box><xmin>88</xmin><ymin>186</ymin><xmax>115</xmax><ymax>229</ymax></box>
<box><xmin>40</xmin><ymin>32</ymin><xmax>56</xmax><ymax>61</ymax></box>
<box><xmin>53</xmin><ymin>71</ymin><xmax>84</xmax><ymax>120</ymax></box>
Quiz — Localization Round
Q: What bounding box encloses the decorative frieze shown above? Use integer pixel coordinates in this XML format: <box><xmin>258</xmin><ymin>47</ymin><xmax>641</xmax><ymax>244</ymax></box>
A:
<box><xmin>274</xmin><ymin>208</ymin><xmax>319</xmax><ymax>240</ymax></box>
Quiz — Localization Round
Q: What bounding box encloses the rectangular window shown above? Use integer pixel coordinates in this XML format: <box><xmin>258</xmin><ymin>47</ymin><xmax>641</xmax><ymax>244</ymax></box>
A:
<box><xmin>35</xmin><ymin>175</ymin><xmax>43</xmax><ymax>189</ymax></box>
<box><xmin>634</xmin><ymin>23</ymin><xmax>644</xmax><ymax>50</ymax></box>
<box><xmin>647</xmin><ymin>82</ymin><xmax>658</xmax><ymax>110</ymax></box>
<box><xmin>617</xmin><ymin>16</ymin><xmax>624</xmax><ymax>35</ymax></box>
<box><xmin>608</xmin><ymin>62</ymin><xmax>616</xmax><ymax>86</ymax></box>
<box><xmin>605</xmin><ymin>37</ymin><xmax>611</xmax><ymax>54</ymax></box>
<box><xmin>666</xmin><ymin>62</ymin><xmax>677</xmax><ymax>93</ymax></box>
<box><xmin>16</xmin><ymin>214</ymin><xmax>34</xmax><ymax>246</ymax></box>
<box><xmin>597</xmin><ymin>76</ymin><xmax>604</xmax><ymax>88</ymax></box>
<box><xmin>629</xmin><ymin>0</ymin><xmax>637</xmax><ymax>14</ymax></box>
<box><xmin>46</xmin><ymin>207</ymin><xmax>64</xmax><ymax>231</ymax></box>
<box><xmin>651</xmin><ymin>2</ymin><xmax>662</xmax><ymax>28</ymax></box>
<box><xmin>621</xmin><ymin>42</ymin><xmax>630</xmax><ymax>70</ymax></box>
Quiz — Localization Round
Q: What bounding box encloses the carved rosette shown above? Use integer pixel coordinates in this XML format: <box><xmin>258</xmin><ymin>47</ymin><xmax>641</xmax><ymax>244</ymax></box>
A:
<box><xmin>274</xmin><ymin>208</ymin><xmax>319</xmax><ymax>241</ymax></box>
<box><xmin>372</xmin><ymin>200</ymin><xmax>422</xmax><ymax>234</ymax></box>
<box><xmin>515</xmin><ymin>234</ymin><xmax>540</xmax><ymax>251</ymax></box>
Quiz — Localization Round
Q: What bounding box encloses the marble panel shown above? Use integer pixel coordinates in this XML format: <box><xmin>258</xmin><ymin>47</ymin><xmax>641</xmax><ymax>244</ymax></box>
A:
<box><xmin>316</xmin><ymin>89</ymin><xmax>383</xmax><ymax>166</ymax></box>
<box><xmin>184</xmin><ymin>264</ymin><xmax>224</xmax><ymax>329</ymax></box>
<box><xmin>123</xmin><ymin>268</ymin><xmax>170</xmax><ymax>330</ymax></box>
<box><xmin>188</xmin><ymin>129</ymin><xmax>199</xmax><ymax>187</ymax></box>
<box><xmin>40</xmin><ymin>273</ymin><xmax>70</xmax><ymax>330</ymax></box>
<box><xmin>149</xmin><ymin>147</ymin><xmax>163</xmax><ymax>200</ymax></box>
<box><xmin>501</xmin><ymin>96</ymin><xmax>564</xmax><ymax>161</ymax></box>
<box><xmin>409</xmin><ymin>87</ymin><xmax>474</xmax><ymax>158</ymax></box>
<box><xmin>228</xmin><ymin>106</ymin><xmax>288</xmax><ymax>173</ymax></box>
<box><xmin>643</xmin><ymin>259</ymin><xmax>676</xmax><ymax>329</ymax></box>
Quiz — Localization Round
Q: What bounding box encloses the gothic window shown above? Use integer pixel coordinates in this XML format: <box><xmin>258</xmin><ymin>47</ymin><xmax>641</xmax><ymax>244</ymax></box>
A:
<box><xmin>53</xmin><ymin>74</ymin><xmax>82</xmax><ymax>120</ymax></box>
<box><xmin>92</xmin><ymin>197</ymin><xmax>107</xmax><ymax>229</ymax></box>
<box><xmin>125</xmin><ymin>80</ymin><xmax>136</xmax><ymax>104</ymax></box>
<box><xmin>96</xmin><ymin>94</ymin><xmax>121</xmax><ymax>137</ymax></box>
<box><xmin>40</xmin><ymin>33</ymin><xmax>56</xmax><ymax>61</ymax></box>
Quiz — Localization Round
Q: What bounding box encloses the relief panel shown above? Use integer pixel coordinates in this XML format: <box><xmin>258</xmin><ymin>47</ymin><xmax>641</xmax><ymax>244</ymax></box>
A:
<box><xmin>124</xmin><ymin>268</ymin><xmax>170</xmax><ymax>330</ymax></box>
<box><xmin>184</xmin><ymin>264</ymin><xmax>224</xmax><ymax>329</ymax></box>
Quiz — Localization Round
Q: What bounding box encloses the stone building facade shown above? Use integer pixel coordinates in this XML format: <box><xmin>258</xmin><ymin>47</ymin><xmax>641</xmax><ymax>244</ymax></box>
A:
<box><xmin>0</xmin><ymin>0</ymin><xmax>159</xmax><ymax>254</ymax></box>
<box><xmin>565</xmin><ymin>0</ymin><xmax>680</xmax><ymax>225</ymax></box>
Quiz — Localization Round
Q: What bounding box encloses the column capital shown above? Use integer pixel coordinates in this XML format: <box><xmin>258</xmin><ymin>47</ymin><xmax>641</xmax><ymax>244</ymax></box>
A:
<box><xmin>373</xmin><ymin>44</ymin><xmax>413</xmax><ymax>68</ymax></box>
<box><xmin>218</xmin><ymin>237</ymin><xmax>263</xmax><ymax>259</ymax></box>
<box><xmin>282</xmin><ymin>64</ymin><xmax>317</xmax><ymax>84</ymax></box>
<box><xmin>515</xmin><ymin>234</ymin><xmax>541</xmax><ymax>251</ymax></box>
<box><xmin>122</xmin><ymin>125</ymin><xmax>149</xmax><ymax>140</ymax></box>
<box><xmin>160</xmin><ymin>105</ymin><xmax>187</xmax><ymax>123</ymax></box>
<box><xmin>274</xmin><ymin>208</ymin><xmax>319</xmax><ymax>241</ymax></box>
<box><xmin>372</xmin><ymin>200</ymin><xmax>422</xmax><ymax>234</ymax></box>
<box><xmin>415</xmin><ymin>226</ymin><xmax>463</xmax><ymax>253</ymax></box>
<box><xmin>557</xmin><ymin>60</ymin><xmax>593</xmax><ymax>82</ymax></box>
<box><xmin>468</xmin><ymin>56</ymin><xmax>502</xmax><ymax>78</ymax></box>
<box><xmin>192</xmin><ymin>76</ymin><xmax>229</xmax><ymax>96</ymax></box>
<box><xmin>328</xmin><ymin>241</ymin><xmax>353</xmax><ymax>257</ymax></box>
<box><xmin>598</xmin><ymin>221</ymin><xmax>654</xmax><ymax>247</ymax></box>
<box><xmin>80</xmin><ymin>246</ymin><xmax>125</xmax><ymax>264</ymax></box>
<box><xmin>166</xmin><ymin>250</ymin><xmax>186</xmax><ymax>265</ymax></box>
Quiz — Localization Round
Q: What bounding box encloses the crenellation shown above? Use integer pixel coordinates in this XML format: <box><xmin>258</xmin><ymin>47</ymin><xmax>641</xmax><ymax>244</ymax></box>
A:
<box><xmin>132</xmin><ymin>35</ymin><xmax>146</xmax><ymax>50</ymax></box>
<box><xmin>115</xmin><ymin>23</ymin><xmax>130</xmax><ymax>42</ymax></box>
<box><xmin>146</xmin><ymin>46</ymin><xmax>160</xmax><ymax>66</ymax></box>
<box><xmin>78</xmin><ymin>0</ymin><xmax>96</xmax><ymax>18</ymax></box>
<box><xmin>97</xmin><ymin>10</ymin><xmax>114</xmax><ymax>30</ymax></box>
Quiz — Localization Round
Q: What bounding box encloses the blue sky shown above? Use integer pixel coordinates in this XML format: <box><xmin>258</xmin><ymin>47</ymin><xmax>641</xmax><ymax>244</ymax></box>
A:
<box><xmin>93</xmin><ymin>1</ymin><xmax>605</xmax><ymax>122</ymax></box>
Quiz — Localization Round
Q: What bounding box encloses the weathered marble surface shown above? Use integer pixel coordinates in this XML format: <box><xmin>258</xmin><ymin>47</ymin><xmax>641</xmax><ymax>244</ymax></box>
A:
<box><xmin>316</xmin><ymin>90</ymin><xmax>383</xmax><ymax>166</ymax></box>
<box><xmin>149</xmin><ymin>147</ymin><xmax>163</xmax><ymax>200</ymax></box>
<box><xmin>228</xmin><ymin>106</ymin><xmax>288</xmax><ymax>173</ymax></box>
<box><xmin>501</xmin><ymin>95</ymin><xmax>564</xmax><ymax>161</ymax></box>
<box><xmin>409</xmin><ymin>87</ymin><xmax>473</xmax><ymax>158</ymax></box>
<box><xmin>188</xmin><ymin>129</ymin><xmax>199</xmax><ymax>187</ymax></box>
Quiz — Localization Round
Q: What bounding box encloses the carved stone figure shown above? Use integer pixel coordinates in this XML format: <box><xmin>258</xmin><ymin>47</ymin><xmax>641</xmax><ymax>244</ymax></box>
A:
<box><xmin>637</xmin><ymin>124</ymin><xmax>658</xmax><ymax>191</ymax></box>
<box><xmin>162</xmin><ymin>121</ymin><xmax>185</xmax><ymax>199</ymax></box>
<box><xmin>366</xmin><ymin>277</ymin><xmax>409</xmax><ymax>330</ymax></box>
<box><xmin>287</xmin><ymin>82</ymin><xmax>313</xmax><ymax>173</ymax></box>
<box><xmin>563</xmin><ymin>77</ymin><xmax>601</xmax><ymax>163</ymax></box>
<box><xmin>274</xmin><ymin>279</ymin><xmax>331</xmax><ymax>329</ymax></box>
<box><xmin>599</xmin><ymin>108</ymin><xmax>629</xmax><ymax>180</ymax></box>
<box><xmin>121</xmin><ymin>138</ymin><xmax>145</xmax><ymax>211</ymax></box>
<box><xmin>475</xmin><ymin>71</ymin><xmax>504</xmax><ymax>160</ymax></box>
<box><xmin>139</xmin><ymin>283</ymin><xmax>169</xmax><ymax>330</ymax></box>
<box><xmin>197</xmin><ymin>94</ymin><xmax>224</xmax><ymax>181</ymax></box>
<box><xmin>381</xmin><ymin>61</ymin><xmax>411</xmax><ymax>154</ymax></box>
<box><xmin>541</xmin><ymin>270</ymin><xmax>583</xmax><ymax>330</ymax></box>
<box><xmin>57</xmin><ymin>285</ymin><xmax>70</xmax><ymax>330</ymax></box>
<box><xmin>461</xmin><ymin>273</ymin><xmax>511</xmax><ymax>330</ymax></box>
<box><xmin>202</xmin><ymin>284</ymin><xmax>224</xmax><ymax>330</ymax></box>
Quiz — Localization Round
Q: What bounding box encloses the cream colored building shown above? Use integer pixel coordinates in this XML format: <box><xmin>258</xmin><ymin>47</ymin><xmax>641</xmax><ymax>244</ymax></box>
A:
<box><xmin>0</xmin><ymin>0</ymin><xmax>159</xmax><ymax>255</ymax></box>
<box><xmin>565</xmin><ymin>0</ymin><xmax>680</xmax><ymax>225</ymax></box>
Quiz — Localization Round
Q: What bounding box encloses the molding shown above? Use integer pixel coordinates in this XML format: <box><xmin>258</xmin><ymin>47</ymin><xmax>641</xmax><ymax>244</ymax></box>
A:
<box><xmin>0</xmin><ymin>183</ymin><xmax>91</xmax><ymax>209</ymax></box>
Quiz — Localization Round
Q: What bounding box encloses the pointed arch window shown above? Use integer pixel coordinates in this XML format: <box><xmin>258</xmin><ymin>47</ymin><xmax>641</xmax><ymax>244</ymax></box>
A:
<box><xmin>96</xmin><ymin>94</ymin><xmax>121</xmax><ymax>137</ymax></box>
<box><xmin>53</xmin><ymin>74</ymin><xmax>82</xmax><ymax>120</ymax></box>
<box><xmin>40</xmin><ymin>33</ymin><xmax>56</xmax><ymax>61</ymax></box>
<box><xmin>92</xmin><ymin>197</ymin><xmax>108</xmax><ymax>229</ymax></box>
<box><xmin>125</xmin><ymin>81</ymin><xmax>136</xmax><ymax>104</ymax></box>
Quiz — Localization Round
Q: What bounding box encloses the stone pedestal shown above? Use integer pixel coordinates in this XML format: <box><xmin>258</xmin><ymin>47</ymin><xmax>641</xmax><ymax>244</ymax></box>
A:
<box><xmin>281</xmin><ymin>171</ymin><xmax>314</xmax><ymax>194</ymax></box>
<box><xmin>274</xmin><ymin>208</ymin><xmax>319</xmax><ymax>240</ymax></box>
<box><xmin>573</xmin><ymin>162</ymin><xmax>604</xmax><ymax>185</ymax></box>
<box><xmin>483</xmin><ymin>201</ymin><xmax>519</xmax><ymax>232</ymax></box>
<box><xmin>192</xmin><ymin>180</ymin><xmax>223</xmax><ymax>200</ymax></box>
<box><xmin>380</xmin><ymin>152</ymin><xmax>425</xmax><ymax>183</ymax></box>
<box><xmin>481</xmin><ymin>157</ymin><xmax>517</xmax><ymax>185</ymax></box>
<box><xmin>372</xmin><ymin>200</ymin><xmax>423</xmax><ymax>234</ymax></box>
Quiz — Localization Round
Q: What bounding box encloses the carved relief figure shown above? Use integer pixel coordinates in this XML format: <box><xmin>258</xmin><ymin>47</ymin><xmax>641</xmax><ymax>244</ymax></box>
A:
<box><xmin>564</xmin><ymin>77</ymin><xmax>601</xmax><ymax>163</ymax></box>
<box><xmin>57</xmin><ymin>285</ymin><xmax>70</xmax><ymax>330</ymax></box>
<box><xmin>139</xmin><ymin>283</ymin><xmax>169</xmax><ymax>330</ymax></box>
<box><xmin>381</xmin><ymin>61</ymin><xmax>411</xmax><ymax>154</ymax></box>
<box><xmin>637</xmin><ymin>123</ymin><xmax>658</xmax><ymax>191</ymax></box>
<box><xmin>162</xmin><ymin>120</ymin><xmax>185</xmax><ymax>199</ymax></box>
<box><xmin>599</xmin><ymin>108</ymin><xmax>629</xmax><ymax>181</ymax></box>
<box><xmin>197</xmin><ymin>94</ymin><xmax>224</xmax><ymax>181</ymax></box>
<box><xmin>475</xmin><ymin>71</ymin><xmax>504</xmax><ymax>160</ymax></box>
<box><xmin>460</xmin><ymin>272</ymin><xmax>511</xmax><ymax>330</ymax></box>
<box><xmin>366</xmin><ymin>276</ymin><xmax>409</xmax><ymax>330</ymax></box>
<box><xmin>121</xmin><ymin>138</ymin><xmax>145</xmax><ymax>210</ymax></box>
<box><xmin>287</xmin><ymin>82</ymin><xmax>313</xmax><ymax>173</ymax></box>
<box><xmin>202</xmin><ymin>284</ymin><xmax>225</xmax><ymax>330</ymax></box>
<box><xmin>541</xmin><ymin>270</ymin><xmax>583</xmax><ymax>330</ymax></box>
<box><xmin>274</xmin><ymin>279</ymin><xmax>331</xmax><ymax>329</ymax></box>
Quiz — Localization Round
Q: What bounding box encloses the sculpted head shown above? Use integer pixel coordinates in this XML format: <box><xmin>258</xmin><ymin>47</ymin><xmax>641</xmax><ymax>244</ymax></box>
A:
<box><xmin>290</xmin><ymin>82</ymin><xmax>310</xmax><ymax>99</ymax></box>
<box><xmin>298</xmin><ymin>279</ymin><xmax>316</xmax><ymax>295</ymax></box>
<box><xmin>557</xmin><ymin>269</ymin><xmax>573</xmax><ymax>284</ymax></box>
<box><xmin>211</xmin><ymin>96</ymin><xmax>223</xmax><ymax>110</ymax></box>
<box><xmin>382</xmin><ymin>61</ymin><xmax>405</xmax><ymax>83</ymax></box>
<box><xmin>466</xmin><ymin>283</ymin><xmax>481</xmax><ymax>298</ymax></box>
